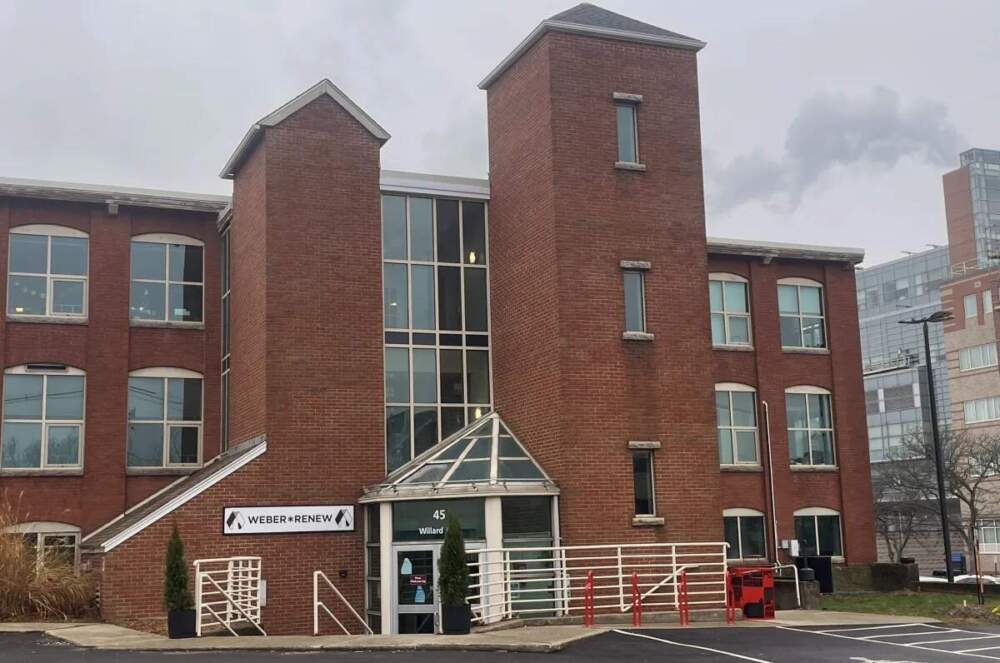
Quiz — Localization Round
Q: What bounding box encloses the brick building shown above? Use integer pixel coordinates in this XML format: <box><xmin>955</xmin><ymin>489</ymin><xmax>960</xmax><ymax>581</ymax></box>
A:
<box><xmin>1</xmin><ymin>4</ymin><xmax>875</xmax><ymax>634</ymax></box>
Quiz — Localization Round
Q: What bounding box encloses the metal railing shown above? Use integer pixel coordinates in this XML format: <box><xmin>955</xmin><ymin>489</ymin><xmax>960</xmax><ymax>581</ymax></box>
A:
<box><xmin>467</xmin><ymin>542</ymin><xmax>728</xmax><ymax>624</ymax></box>
<box><xmin>193</xmin><ymin>556</ymin><xmax>266</xmax><ymax>637</ymax></box>
<box><xmin>313</xmin><ymin>570</ymin><xmax>374</xmax><ymax>636</ymax></box>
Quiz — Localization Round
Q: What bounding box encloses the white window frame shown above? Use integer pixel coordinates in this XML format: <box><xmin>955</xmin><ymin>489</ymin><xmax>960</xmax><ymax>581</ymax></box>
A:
<box><xmin>723</xmin><ymin>508</ymin><xmax>767</xmax><ymax>560</ymax></box>
<box><xmin>129</xmin><ymin>233</ymin><xmax>205</xmax><ymax>325</ymax></box>
<box><xmin>614</xmin><ymin>97</ymin><xmax>640</xmax><ymax>165</ymax></box>
<box><xmin>127</xmin><ymin>367</ymin><xmax>204</xmax><ymax>469</ymax></box>
<box><xmin>965</xmin><ymin>293</ymin><xmax>979</xmax><ymax>320</ymax></box>
<box><xmin>786</xmin><ymin>385</ymin><xmax>836</xmax><ymax>467</ymax></box>
<box><xmin>6</xmin><ymin>521</ymin><xmax>81</xmax><ymax>569</ymax></box>
<box><xmin>793</xmin><ymin>506</ymin><xmax>844</xmax><ymax>560</ymax></box>
<box><xmin>709</xmin><ymin>273</ymin><xmax>752</xmax><ymax>347</ymax></box>
<box><xmin>1</xmin><ymin>365</ymin><xmax>85</xmax><ymax>470</ymax></box>
<box><xmin>985</xmin><ymin>290</ymin><xmax>994</xmax><ymax>317</ymax></box>
<box><xmin>964</xmin><ymin>396</ymin><xmax>1000</xmax><ymax>425</ymax></box>
<box><xmin>623</xmin><ymin>269</ymin><xmax>647</xmax><ymax>334</ymax></box>
<box><xmin>960</xmin><ymin>343</ymin><xmax>998</xmax><ymax>372</ymax></box>
<box><xmin>7</xmin><ymin>224</ymin><xmax>89</xmax><ymax>319</ymax></box>
<box><xmin>715</xmin><ymin>383</ymin><xmax>759</xmax><ymax>465</ymax></box>
<box><xmin>979</xmin><ymin>519</ymin><xmax>1000</xmax><ymax>554</ymax></box>
<box><xmin>777</xmin><ymin>277</ymin><xmax>827</xmax><ymax>350</ymax></box>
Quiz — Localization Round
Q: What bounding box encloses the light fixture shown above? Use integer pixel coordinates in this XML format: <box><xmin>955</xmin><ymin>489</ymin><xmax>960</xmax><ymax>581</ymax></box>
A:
<box><xmin>468</xmin><ymin>251</ymin><xmax>477</xmax><ymax>264</ymax></box>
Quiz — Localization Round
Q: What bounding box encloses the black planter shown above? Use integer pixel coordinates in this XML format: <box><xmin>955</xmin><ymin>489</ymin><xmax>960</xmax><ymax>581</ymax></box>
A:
<box><xmin>167</xmin><ymin>608</ymin><xmax>197</xmax><ymax>639</ymax></box>
<box><xmin>441</xmin><ymin>603</ymin><xmax>471</xmax><ymax>635</ymax></box>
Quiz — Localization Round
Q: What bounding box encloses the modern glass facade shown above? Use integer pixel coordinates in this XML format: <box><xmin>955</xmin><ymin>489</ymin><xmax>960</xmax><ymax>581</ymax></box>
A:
<box><xmin>960</xmin><ymin>148</ymin><xmax>1000</xmax><ymax>268</ymax></box>
<box><xmin>857</xmin><ymin>246</ymin><xmax>951</xmax><ymax>461</ymax></box>
<box><xmin>381</xmin><ymin>194</ymin><xmax>491</xmax><ymax>472</ymax></box>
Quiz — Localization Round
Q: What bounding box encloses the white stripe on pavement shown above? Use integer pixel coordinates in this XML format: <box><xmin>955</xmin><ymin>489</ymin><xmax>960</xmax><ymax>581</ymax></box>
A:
<box><xmin>818</xmin><ymin>623</ymin><xmax>933</xmax><ymax>634</ymax></box>
<box><xmin>777</xmin><ymin>625</ymin><xmax>1000</xmax><ymax>661</ymax></box>
<box><xmin>914</xmin><ymin>635</ymin><xmax>1000</xmax><ymax>646</ymax></box>
<box><xmin>858</xmin><ymin>629</ymin><xmax>956</xmax><ymax>640</ymax></box>
<box><xmin>613</xmin><ymin>629</ymin><xmax>774</xmax><ymax>663</ymax></box>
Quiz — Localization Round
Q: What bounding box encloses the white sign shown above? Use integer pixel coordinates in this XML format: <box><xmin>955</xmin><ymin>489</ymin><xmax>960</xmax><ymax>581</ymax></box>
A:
<box><xmin>223</xmin><ymin>505</ymin><xmax>354</xmax><ymax>535</ymax></box>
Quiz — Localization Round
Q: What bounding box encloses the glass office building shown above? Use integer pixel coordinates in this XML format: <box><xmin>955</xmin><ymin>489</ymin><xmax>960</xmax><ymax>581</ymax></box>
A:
<box><xmin>960</xmin><ymin>148</ymin><xmax>1000</xmax><ymax>269</ymax></box>
<box><xmin>857</xmin><ymin>246</ymin><xmax>952</xmax><ymax>462</ymax></box>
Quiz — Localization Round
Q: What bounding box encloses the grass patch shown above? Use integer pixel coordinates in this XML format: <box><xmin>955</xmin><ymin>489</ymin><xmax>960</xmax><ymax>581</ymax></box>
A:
<box><xmin>820</xmin><ymin>591</ymin><xmax>999</xmax><ymax>620</ymax></box>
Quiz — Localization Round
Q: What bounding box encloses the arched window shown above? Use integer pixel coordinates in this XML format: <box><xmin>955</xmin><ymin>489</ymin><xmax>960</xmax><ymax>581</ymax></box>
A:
<box><xmin>8</xmin><ymin>225</ymin><xmax>88</xmax><ymax>319</ymax></box>
<box><xmin>130</xmin><ymin>233</ymin><xmax>204</xmax><ymax>323</ymax></box>
<box><xmin>794</xmin><ymin>507</ymin><xmax>843</xmax><ymax>557</ymax></box>
<box><xmin>786</xmin><ymin>386</ymin><xmax>835</xmax><ymax>467</ymax></box>
<box><xmin>777</xmin><ymin>277</ymin><xmax>825</xmax><ymax>349</ymax></box>
<box><xmin>708</xmin><ymin>273</ymin><xmax>750</xmax><ymax>347</ymax></box>
<box><xmin>1</xmin><ymin>365</ymin><xmax>85</xmax><ymax>470</ymax></box>
<box><xmin>715</xmin><ymin>383</ymin><xmax>758</xmax><ymax>465</ymax></box>
<box><xmin>723</xmin><ymin>508</ymin><xmax>766</xmax><ymax>560</ymax></box>
<box><xmin>127</xmin><ymin>368</ymin><xmax>203</xmax><ymax>468</ymax></box>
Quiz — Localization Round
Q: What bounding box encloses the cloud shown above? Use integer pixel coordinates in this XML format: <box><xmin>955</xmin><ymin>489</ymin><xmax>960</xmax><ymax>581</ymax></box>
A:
<box><xmin>708</xmin><ymin>87</ymin><xmax>963</xmax><ymax>214</ymax></box>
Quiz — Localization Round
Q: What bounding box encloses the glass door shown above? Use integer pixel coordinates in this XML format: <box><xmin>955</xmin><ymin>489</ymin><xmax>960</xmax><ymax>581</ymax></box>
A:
<box><xmin>396</xmin><ymin>546</ymin><xmax>438</xmax><ymax>634</ymax></box>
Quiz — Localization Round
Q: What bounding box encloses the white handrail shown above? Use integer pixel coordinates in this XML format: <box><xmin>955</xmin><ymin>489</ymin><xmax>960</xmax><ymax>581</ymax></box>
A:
<box><xmin>313</xmin><ymin>570</ymin><xmax>374</xmax><ymax>636</ymax></box>
<box><xmin>193</xmin><ymin>556</ymin><xmax>265</xmax><ymax>637</ymax></box>
<box><xmin>773</xmin><ymin>562</ymin><xmax>801</xmax><ymax>608</ymax></box>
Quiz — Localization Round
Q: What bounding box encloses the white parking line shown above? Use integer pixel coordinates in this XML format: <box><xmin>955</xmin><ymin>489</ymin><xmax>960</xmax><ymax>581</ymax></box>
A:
<box><xmin>858</xmin><ymin>629</ymin><xmax>957</xmax><ymax>640</ymax></box>
<box><xmin>914</xmin><ymin>635</ymin><xmax>1000</xmax><ymax>646</ymax></box>
<box><xmin>778</xmin><ymin>625</ymin><xmax>1000</xmax><ymax>661</ymax></box>
<box><xmin>612</xmin><ymin>629</ymin><xmax>774</xmax><ymax>662</ymax></box>
<box><xmin>818</xmin><ymin>623</ymin><xmax>935</xmax><ymax>634</ymax></box>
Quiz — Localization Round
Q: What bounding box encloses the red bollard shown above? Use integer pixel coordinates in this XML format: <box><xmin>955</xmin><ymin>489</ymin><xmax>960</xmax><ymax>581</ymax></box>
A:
<box><xmin>679</xmin><ymin>570</ymin><xmax>690</xmax><ymax>627</ymax></box>
<box><xmin>631</xmin><ymin>571</ymin><xmax>642</xmax><ymax>627</ymax></box>
<box><xmin>584</xmin><ymin>570</ymin><xmax>595</xmax><ymax>627</ymax></box>
<box><xmin>725</xmin><ymin>570</ymin><xmax>736</xmax><ymax>624</ymax></box>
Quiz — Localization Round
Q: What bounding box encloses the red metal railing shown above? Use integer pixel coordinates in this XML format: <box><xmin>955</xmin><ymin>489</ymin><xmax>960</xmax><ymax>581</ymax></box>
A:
<box><xmin>678</xmin><ymin>570</ymin><xmax>691</xmax><ymax>626</ymax></box>
<box><xmin>630</xmin><ymin>571</ymin><xmax>642</xmax><ymax>626</ymax></box>
<box><xmin>584</xmin><ymin>570</ymin><xmax>595</xmax><ymax>627</ymax></box>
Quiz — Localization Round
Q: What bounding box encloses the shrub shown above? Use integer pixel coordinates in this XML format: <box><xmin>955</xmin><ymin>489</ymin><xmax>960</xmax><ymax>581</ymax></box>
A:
<box><xmin>163</xmin><ymin>525</ymin><xmax>193</xmax><ymax>611</ymax></box>
<box><xmin>0</xmin><ymin>493</ymin><xmax>96</xmax><ymax>620</ymax></box>
<box><xmin>438</xmin><ymin>513</ymin><xmax>470</xmax><ymax>607</ymax></box>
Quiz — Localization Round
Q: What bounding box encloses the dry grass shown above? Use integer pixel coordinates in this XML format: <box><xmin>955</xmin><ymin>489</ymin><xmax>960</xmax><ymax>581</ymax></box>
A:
<box><xmin>0</xmin><ymin>492</ymin><xmax>96</xmax><ymax>620</ymax></box>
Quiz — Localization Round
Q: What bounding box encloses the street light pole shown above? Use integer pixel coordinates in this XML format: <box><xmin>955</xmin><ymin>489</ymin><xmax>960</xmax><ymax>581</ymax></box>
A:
<box><xmin>900</xmin><ymin>311</ymin><xmax>954</xmax><ymax>583</ymax></box>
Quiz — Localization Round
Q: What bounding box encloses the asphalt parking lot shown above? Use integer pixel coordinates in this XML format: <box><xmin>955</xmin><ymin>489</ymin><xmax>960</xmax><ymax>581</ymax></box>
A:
<box><xmin>11</xmin><ymin>623</ymin><xmax>1000</xmax><ymax>662</ymax></box>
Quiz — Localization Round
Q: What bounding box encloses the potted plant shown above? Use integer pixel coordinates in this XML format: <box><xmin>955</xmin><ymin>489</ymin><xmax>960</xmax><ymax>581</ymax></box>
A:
<box><xmin>164</xmin><ymin>525</ymin><xmax>196</xmax><ymax>638</ymax></box>
<box><xmin>438</xmin><ymin>512</ymin><xmax>472</xmax><ymax>634</ymax></box>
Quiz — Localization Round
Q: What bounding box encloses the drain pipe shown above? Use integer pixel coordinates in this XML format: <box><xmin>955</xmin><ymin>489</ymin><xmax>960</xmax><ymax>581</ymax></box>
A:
<box><xmin>762</xmin><ymin>400</ymin><xmax>780</xmax><ymax>561</ymax></box>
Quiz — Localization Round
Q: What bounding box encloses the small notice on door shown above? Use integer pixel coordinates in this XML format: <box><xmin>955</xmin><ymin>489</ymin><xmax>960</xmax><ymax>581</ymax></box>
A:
<box><xmin>409</xmin><ymin>575</ymin><xmax>427</xmax><ymax>585</ymax></box>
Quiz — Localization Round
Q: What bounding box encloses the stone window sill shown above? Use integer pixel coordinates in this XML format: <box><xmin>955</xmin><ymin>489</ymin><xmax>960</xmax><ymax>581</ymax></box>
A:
<box><xmin>628</xmin><ymin>440</ymin><xmax>661</xmax><ymax>450</ymax></box>
<box><xmin>721</xmin><ymin>464</ymin><xmax>763</xmax><ymax>473</ymax></box>
<box><xmin>615</xmin><ymin>161</ymin><xmax>647</xmax><ymax>172</ymax></box>
<box><xmin>623</xmin><ymin>331</ymin><xmax>655</xmax><ymax>342</ymax></box>
<box><xmin>790</xmin><ymin>465</ymin><xmax>839</xmax><ymax>473</ymax></box>
<box><xmin>126</xmin><ymin>466</ymin><xmax>201</xmax><ymax>477</ymax></box>
<box><xmin>782</xmin><ymin>346</ymin><xmax>830</xmax><ymax>355</ymax></box>
<box><xmin>130</xmin><ymin>320</ymin><xmax>205</xmax><ymax>331</ymax></box>
<box><xmin>632</xmin><ymin>515</ymin><xmax>664</xmax><ymax>527</ymax></box>
<box><xmin>7</xmin><ymin>314</ymin><xmax>88</xmax><ymax>326</ymax></box>
<box><xmin>0</xmin><ymin>468</ymin><xmax>83</xmax><ymax>477</ymax></box>
<box><xmin>714</xmin><ymin>344</ymin><xmax>754</xmax><ymax>353</ymax></box>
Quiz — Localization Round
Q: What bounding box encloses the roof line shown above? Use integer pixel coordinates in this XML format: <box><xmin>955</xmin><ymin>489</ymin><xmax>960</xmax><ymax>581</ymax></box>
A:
<box><xmin>479</xmin><ymin>18</ymin><xmax>706</xmax><ymax>90</ymax></box>
<box><xmin>0</xmin><ymin>176</ymin><xmax>229</xmax><ymax>214</ymax></box>
<box><xmin>706</xmin><ymin>236</ymin><xmax>865</xmax><ymax>265</ymax></box>
<box><xmin>220</xmin><ymin>79</ymin><xmax>391</xmax><ymax>179</ymax></box>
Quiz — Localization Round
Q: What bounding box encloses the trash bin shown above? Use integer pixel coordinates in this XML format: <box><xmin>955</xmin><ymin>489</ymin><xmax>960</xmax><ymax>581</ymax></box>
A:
<box><xmin>729</xmin><ymin>567</ymin><xmax>775</xmax><ymax>620</ymax></box>
<box><xmin>796</xmin><ymin>556</ymin><xmax>834</xmax><ymax>594</ymax></box>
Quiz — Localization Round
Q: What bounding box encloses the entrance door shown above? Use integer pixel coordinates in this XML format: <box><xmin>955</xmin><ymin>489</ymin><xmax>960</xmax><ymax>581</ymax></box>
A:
<box><xmin>396</xmin><ymin>546</ymin><xmax>438</xmax><ymax>634</ymax></box>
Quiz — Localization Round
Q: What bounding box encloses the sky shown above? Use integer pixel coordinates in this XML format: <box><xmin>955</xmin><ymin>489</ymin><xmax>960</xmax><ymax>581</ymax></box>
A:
<box><xmin>0</xmin><ymin>0</ymin><xmax>997</xmax><ymax>266</ymax></box>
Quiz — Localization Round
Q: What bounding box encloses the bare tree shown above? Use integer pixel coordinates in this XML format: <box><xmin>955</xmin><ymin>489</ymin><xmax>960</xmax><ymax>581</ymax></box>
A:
<box><xmin>879</xmin><ymin>428</ymin><xmax>1000</xmax><ymax>572</ymax></box>
<box><xmin>871</xmin><ymin>469</ymin><xmax>927</xmax><ymax>562</ymax></box>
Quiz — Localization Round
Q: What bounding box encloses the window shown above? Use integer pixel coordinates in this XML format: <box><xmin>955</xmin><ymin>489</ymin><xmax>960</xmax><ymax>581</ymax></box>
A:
<box><xmin>616</xmin><ymin>102</ymin><xmax>639</xmax><ymax>164</ymax></box>
<box><xmin>964</xmin><ymin>396</ymin><xmax>1000</xmax><ymax>425</ymax></box>
<box><xmin>632</xmin><ymin>450</ymin><xmax>655</xmax><ymax>516</ymax></box>
<box><xmin>623</xmin><ymin>271</ymin><xmax>646</xmax><ymax>333</ymax></box>
<box><xmin>794</xmin><ymin>508</ymin><xmax>843</xmax><ymax>557</ymax></box>
<box><xmin>786</xmin><ymin>387</ymin><xmax>835</xmax><ymax>466</ymax></box>
<box><xmin>7</xmin><ymin>225</ymin><xmax>88</xmax><ymax>318</ymax></box>
<box><xmin>7</xmin><ymin>523</ymin><xmax>80</xmax><ymax>569</ymax></box>
<box><xmin>960</xmin><ymin>343</ymin><xmax>998</xmax><ymax>371</ymax></box>
<box><xmin>1</xmin><ymin>366</ymin><xmax>85</xmax><ymax>470</ymax></box>
<box><xmin>986</xmin><ymin>290</ymin><xmax>994</xmax><ymax>316</ymax></box>
<box><xmin>382</xmin><ymin>195</ymin><xmax>491</xmax><ymax>472</ymax></box>
<box><xmin>715</xmin><ymin>384</ymin><xmax>759</xmax><ymax>465</ymax></box>
<box><xmin>130</xmin><ymin>234</ymin><xmax>204</xmax><ymax>323</ymax></box>
<box><xmin>127</xmin><ymin>368</ymin><xmax>203</xmax><ymax>468</ymax></box>
<box><xmin>777</xmin><ymin>279</ymin><xmax>825</xmax><ymax>349</ymax></box>
<box><xmin>965</xmin><ymin>293</ymin><xmax>978</xmax><ymax>320</ymax></box>
<box><xmin>723</xmin><ymin>509</ymin><xmax>766</xmax><ymax>560</ymax></box>
<box><xmin>709</xmin><ymin>274</ymin><xmax>751</xmax><ymax>346</ymax></box>
<box><xmin>979</xmin><ymin>519</ymin><xmax>1000</xmax><ymax>554</ymax></box>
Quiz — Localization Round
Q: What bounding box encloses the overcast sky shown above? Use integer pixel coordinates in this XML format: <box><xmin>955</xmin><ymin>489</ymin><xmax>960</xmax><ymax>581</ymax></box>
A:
<box><xmin>1</xmin><ymin>0</ymin><xmax>997</xmax><ymax>266</ymax></box>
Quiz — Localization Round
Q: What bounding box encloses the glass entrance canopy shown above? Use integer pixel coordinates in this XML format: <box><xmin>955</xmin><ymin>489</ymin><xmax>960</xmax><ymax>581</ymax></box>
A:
<box><xmin>361</xmin><ymin>412</ymin><xmax>558</xmax><ymax>502</ymax></box>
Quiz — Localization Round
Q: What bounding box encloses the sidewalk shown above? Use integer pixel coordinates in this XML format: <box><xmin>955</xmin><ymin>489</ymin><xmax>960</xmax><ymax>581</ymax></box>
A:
<box><xmin>0</xmin><ymin>610</ymin><xmax>939</xmax><ymax>652</ymax></box>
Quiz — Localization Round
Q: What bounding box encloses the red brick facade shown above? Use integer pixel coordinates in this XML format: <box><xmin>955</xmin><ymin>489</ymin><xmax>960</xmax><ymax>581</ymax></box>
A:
<box><xmin>1</xmin><ymin>7</ymin><xmax>875</xmax><ymax>637</ymax></box>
